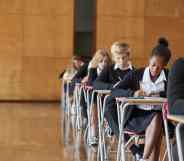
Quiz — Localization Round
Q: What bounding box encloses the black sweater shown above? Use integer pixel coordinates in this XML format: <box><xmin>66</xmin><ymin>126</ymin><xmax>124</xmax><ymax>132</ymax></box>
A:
<box><xmin>113</xmin><ymin>68</ymin><xmax>169</xmax><ymax>97</ymax></box>
<box><xmin>167</xmin><ymin>58</ymin><xmax>184</xmax><ymax>114</ymax></box>
<box><xmin>93</xmin><ymin>64</ymin><xmax>134</xmax><ymax>90</ymax></box>
<box><xmin>71</xmin><ymin>63</ymin><xmax>89</xmax><ymax>83</ymax></box>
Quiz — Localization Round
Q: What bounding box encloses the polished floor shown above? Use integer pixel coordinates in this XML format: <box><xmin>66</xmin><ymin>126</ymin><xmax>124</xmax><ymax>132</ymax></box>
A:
<box><xmin>0</xmin><ymin>102</ymin><xmax>169</xmax><ymax>161</ymax></box>
<box><xmin>0</xmin><ymin>102</ymin><xmax>62</xmax><ymax>161</ymax></box>
<box><xmin>0</xmin><ymin>102</ymin><xmax>102</xmax><ymax>161</ymax></box>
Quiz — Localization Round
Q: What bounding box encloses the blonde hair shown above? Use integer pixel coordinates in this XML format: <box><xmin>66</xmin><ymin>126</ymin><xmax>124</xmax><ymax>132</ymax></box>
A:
<box><xmin>91</xmin><ymin>48</ymin><xmax>111</xmax><ymax>65</ymax></box>
<box><xmin>111</xmin><ymin>42</ymin><xmax>131</xmax><ymax>56</ymax></box>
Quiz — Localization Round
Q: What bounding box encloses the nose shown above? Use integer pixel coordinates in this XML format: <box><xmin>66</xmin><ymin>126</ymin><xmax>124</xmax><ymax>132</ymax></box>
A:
<box><xmin>152</xmin><ymin>66</ymin><xmax>160</xmax><ymax>75</ymax></box>
<box><xmin>119</xmin><ymin>58</ymin><xmax>124</xmax><ymax>64</ymax></box>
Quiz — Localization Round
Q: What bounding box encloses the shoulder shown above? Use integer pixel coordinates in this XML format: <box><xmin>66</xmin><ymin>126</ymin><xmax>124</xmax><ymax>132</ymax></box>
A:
<box><xmin>134</xmin><ymin>67</ymin><xmax>145</xmax><ymax>75</ymax></box>
<box><xmin>163</xmin><ymin>68</ymin><xmax>169</xmax><ymax>78</ymax></box>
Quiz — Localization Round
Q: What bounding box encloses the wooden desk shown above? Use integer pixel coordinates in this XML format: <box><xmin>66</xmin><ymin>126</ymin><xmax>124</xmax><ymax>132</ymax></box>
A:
<box><xmin>94</xmin><ymin>90</ymin><xmax>111</xmax><ymax>95</ymax></box>
<box><xmin>168</xmin><ymin>114</ymin><xmax>184</xmax><ymax>161</ymax></box>
<box><xmin>167</xmin><ymin>115</ymin><xmax>184</xmax><ymax>124</ymax></box>
<box><xmin>116</xmin><ymin>97</ymin><xmax>167</xmax><ymax>105</ymax></box>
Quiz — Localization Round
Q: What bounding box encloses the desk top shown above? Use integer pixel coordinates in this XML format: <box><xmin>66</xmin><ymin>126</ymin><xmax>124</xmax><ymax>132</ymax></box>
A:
<box><xmin>94</xmin><ymin>90</ymin><xmax>111</xmax><ymax>95</ymax></box>
<box><xmin>167</xmin><ymin>115</ymin><xmax>184</xmax><ymax>124</ymax></box>
<box><xmin>116</xmin><ymin>97</ymin><xmax>167</xmax><ymax>105</ymax></box>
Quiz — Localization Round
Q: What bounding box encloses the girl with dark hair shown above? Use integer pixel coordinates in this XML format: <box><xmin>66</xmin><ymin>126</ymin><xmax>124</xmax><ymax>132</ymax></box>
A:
<box><xmin>113</xmin><ymin>37</ymin><xmax>171</xmax><ymax>161</ymax></box>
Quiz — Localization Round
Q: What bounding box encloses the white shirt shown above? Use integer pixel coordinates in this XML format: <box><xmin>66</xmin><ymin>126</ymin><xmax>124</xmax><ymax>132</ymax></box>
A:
<box><xmin>113</xmin><ymin>63</ymin><xmax>133</xmax><ymax>71</ymax></box>
<box><xmin>138</xmin><ymin>67</ymin><xmax>166</xmax><ymax>110</ymax></box>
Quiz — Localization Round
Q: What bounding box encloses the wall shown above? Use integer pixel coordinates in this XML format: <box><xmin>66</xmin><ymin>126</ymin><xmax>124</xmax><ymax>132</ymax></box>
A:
<box><xmin>95</xmin><ymin>0</ymin><xmax>184</xmax><ymax>67</ymax></box>
<box><xmin>0</xmin><ymin>0</ymin><xmax>74</xmax><ymax>100</ymax></box>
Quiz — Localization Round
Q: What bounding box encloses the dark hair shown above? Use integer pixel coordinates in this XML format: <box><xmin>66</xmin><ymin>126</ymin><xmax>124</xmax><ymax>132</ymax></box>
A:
<box><xmin>150</xmin><ymin>37</ymin><xmax>171</xmax><ymax>64</ymax></box>
<box><xmin>73</xmin><ymin>55</ymin><xmax>91</xmax><ymax>63</ymax></box>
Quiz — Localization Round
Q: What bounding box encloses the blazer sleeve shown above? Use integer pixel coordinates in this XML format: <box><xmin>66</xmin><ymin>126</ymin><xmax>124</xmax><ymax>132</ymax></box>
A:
<box><xmin>112</xmin><ymin>70</ymin><xmax>136</xmax><ymax>97</ymax></box>
<box><xmin>112</xmin><ymin>69</ymin><xmax>144</xmax><ymax>97</ymax></box>
<box><xmin>93</xmin><ymin>67</ymin><xmax>114</xmax><ymax>90</ymax></box>
<box><xmin>72</xmin><ymin>63</ymin><xmax>88</xmax><ymax>83</ymax></box>
<box><xmin>88</xmin><ymin>68</ymin><xmax>98</xmax><ymax>85</ymax></box>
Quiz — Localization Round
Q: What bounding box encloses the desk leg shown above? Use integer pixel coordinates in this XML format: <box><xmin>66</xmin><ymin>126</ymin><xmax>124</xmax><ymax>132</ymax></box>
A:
<box><xmin>176</xmin><ymin>123</ymin><xmax>184</xmax><ymax>161</ymax></box>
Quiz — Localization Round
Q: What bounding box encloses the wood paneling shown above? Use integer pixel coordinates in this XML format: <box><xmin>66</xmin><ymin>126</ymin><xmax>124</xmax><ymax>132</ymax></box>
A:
<box><xmin>96</xmin><ymin>0</ymin><xmax>184</xmax><ymax>67</ymax></box>
<box><xmin>0</xmin><ymin>0</ymin><xmax>74</xmax><ymax>100</ymax></box>
<box><xmin>97</xmin><ymin>0</ymin><xmax>144</xmax><ymax>17</ymax></box>
<box><xmin>21</xmin><ymin>57</ymin><xmax>70</xmax><ymax>100</ymax></box>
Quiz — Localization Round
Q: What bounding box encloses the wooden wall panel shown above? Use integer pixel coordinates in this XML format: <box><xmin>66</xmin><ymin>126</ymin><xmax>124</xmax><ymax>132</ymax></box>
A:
<box><xmin>0</xmin><ymin>0</ymin><xmax>74</xmax><ymax>100</ymax></box>
<box><xmin>96</xmin><ymin>0</ymin><xmax>145</xmax><ymax>67</ymax></box>
<box><xmin>97</xmin><ymin>0</ymin><xmax>144</xmax><ymax>16</ymax></box>
<box><xmin>145</xmin><ymin>0</ymin><xmax>184</xmax><ymax>62</ymax></box>
<box><xmin>145</xmin><ymin>17</ymin><xmax>184</xmax><ymax>61</ymax></box>
<box><xmin>96</xmin><ymin>0</ymin><xmax>184</xmax><ymax>67</ymax></box>
<box><xmin>0</xmin><ymin>15</ymin><xmax>23</xmax><ymax>56</ymax></box>
<box><xmin>21</xmin><ymin>57</ymin><xmax>70</xmax><ymax>100</ymax></box>
<box><xmin>0</xmin><ymin>0</ymin><xmax>23</xmax><ymax>14</ymax></box>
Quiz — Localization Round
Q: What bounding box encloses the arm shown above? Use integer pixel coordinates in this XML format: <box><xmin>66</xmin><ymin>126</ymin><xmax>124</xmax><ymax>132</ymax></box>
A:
<box><xmin>88</xmin><ymin>68</ymin><xmax>98</xmax><ymax>85</ymax></box>
<box><xmin>72</xmin><ymin>63</ymin><xmax>88</xmax><ymax>83</ymax></box>
<box><xmin>112</xmin><ymin>71</ymin><xmax>137</xmax><ymax>97</ymax></box>
<box><xmin>113</xmin><ymin>69</ymin><xmax>146</xmax><ymax>97</ymax></box>
<box><xmin>93</xmin><ymin>67</ymin><xmax>114</xmax><ymax>90</ymax></box>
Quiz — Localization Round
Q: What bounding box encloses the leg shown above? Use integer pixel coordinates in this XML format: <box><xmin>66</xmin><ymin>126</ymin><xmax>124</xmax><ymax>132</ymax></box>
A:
<box><xmin>90</xmin><ymin>103</ymin><xmax>98</xmax><ymax>137</ymax></box>
<box><xmin>104</xmin><ymin>97</ymin><xmax>119</xmax><ymax>137</ymax></box>
<box><xmin>143</xmin><ymin>113</ymin><xmax>163</xmax><ymax>161</ymax></box>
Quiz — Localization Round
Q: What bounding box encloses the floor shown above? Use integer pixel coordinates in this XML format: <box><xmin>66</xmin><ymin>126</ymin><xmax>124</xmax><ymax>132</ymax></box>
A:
<box><xmin>0</xmin><ymin>102</ymin><xmax>169</xmax><ymax>161</ymax></box>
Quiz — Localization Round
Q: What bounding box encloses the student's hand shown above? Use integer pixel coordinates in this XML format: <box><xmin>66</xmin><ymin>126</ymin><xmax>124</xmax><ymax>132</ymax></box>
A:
<box><xmin>134</xmin><ymin>89</ymin><xmax>146</xmax><ymax>97</ymax></box>
<box><xmin>90</xmin><ymin>55</ymin><xmax>103</xmax><ymax>68</ymax></box>
<box><xmin>81</xmin><ymin>76</ymin><xmax>89</xmax><ymax>84</ymax></box>
<box><xmin>90</xmin><ymin>61</ymin><xmax>99</xmax><ymax>68</ymax></box>
<box><xmin>147</xmin><ymin>92</ymin><xmax>159</xmax><ymax>97</ymax></box>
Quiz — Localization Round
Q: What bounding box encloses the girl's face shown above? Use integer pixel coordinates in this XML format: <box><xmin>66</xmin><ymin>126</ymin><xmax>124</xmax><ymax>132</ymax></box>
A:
<box><xmin>73</xmin><ymin>59</ymin><xmax>83</xmax><ymax>70</ymax></box>
<box><xmin>113</xmin><ymin>53</ymin><xmax>129</xmax><ymax>69</ymax></box>
<box><xmin>98</xmin><ymin>56</ymin><xmax>109</xmax><ymax>70</ymax></box>
<box><xmin>149</xmin><ymin>56</ymin><xmax>165</xmax><ymax>77</ymax></box>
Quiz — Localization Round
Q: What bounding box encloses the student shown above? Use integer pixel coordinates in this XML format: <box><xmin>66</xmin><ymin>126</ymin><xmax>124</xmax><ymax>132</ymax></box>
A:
<box><xmin>84</xmin><ymin>49</ymin><xmax>111</xmax><ymax>145</ymax></box>
<box><xmin>69</xmin><ymin>55</ymin><xmax>91</xmax><ymax>96</ymax></box>
<box><xmin>94</xmin><ymin>42</ymin><xmax>133</xmax><ymax>90</ymax></box>
<box><xmin>168</xmin><ymin>58</ymin><xmax>184</xmax><ymax>115</ymax></box>
<box><xmin>93</xmin><ymin>42</ymin><xmax>134</xmax><ymax>138</ymax></box>
<box><xmin>167</xmin><ymin>58</ymin><xmax>184</xmax><ymax>161</ymax></box>
<box><xmin>114</xmin><ymin>38</ymin><xmax>171</xmax><ymax>161</ymax></box>
<box><xmin>59</xmin><ymin>55</ymin><xmax>86</xmax><ymax>80</ymax></box>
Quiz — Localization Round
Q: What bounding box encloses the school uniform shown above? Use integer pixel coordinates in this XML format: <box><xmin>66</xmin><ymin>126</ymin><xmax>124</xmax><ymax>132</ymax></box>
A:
<box><xmin>167</xmin><ymin>58</ymin><xmax>184</xmax><ymax>115</ymax></box>
<box><xmin>69</xmin><ymin>62</ymin><xmax>88</xmax><ymax>95</ymax></box>
<box><xmin>113</xmin><ymin>67</ymin><xmax>169</xmax><ymax>134</ymax></box>
<box><xmin>93</xmin><ymin>64</ymin><xmax>134</xmax><ymax>136</ymax></box>
<box><xmin>93</xmin><ymin>64</ymin><xmax>133</xmax><ymax>90</ymax></box>
<box><xmin>167</xmin><ymin>58</ymin><xmax>184</xmax><ymax>160</ymax></box>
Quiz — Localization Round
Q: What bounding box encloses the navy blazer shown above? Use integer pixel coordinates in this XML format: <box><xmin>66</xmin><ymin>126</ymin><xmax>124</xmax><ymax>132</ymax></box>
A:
<box><xmin>113</xmin><ymin>68</ymin><xmax>169</xmax><ymax>98</ymax></box>
<box><xmin>93</xmin><ymin>64</ymin><xmax>134</xmax><ymax>90</ymax></box>
<box><xmin>167</xmin><ymin>58</ymin><xmax>184</xmax><ymax>115</ymax></box>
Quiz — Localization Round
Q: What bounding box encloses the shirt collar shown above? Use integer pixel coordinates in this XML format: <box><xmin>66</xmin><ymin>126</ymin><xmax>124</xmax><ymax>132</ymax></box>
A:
<box><xmin>114</xmin><ymin>63</ymin><xmax>133</xmax><ymax>71</ymax></box>
<box><xmin>142</xmin><ymin>67</ymin><xmax>167</xmax><ymax>84</ymax></box>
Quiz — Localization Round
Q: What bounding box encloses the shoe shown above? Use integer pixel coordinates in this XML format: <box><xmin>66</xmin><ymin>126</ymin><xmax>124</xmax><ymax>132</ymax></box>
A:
<box><xmin>130</xmin><ymin>144</ymin><xmax>144</xmax><ymax>161</ymax></box>
<box><xmin>139</xmin><ymin>159</ymin><xmax>148</xmax><ymax>161</ymax></box>
<box><xmin>70</xmin><ymin>103</ymin><xmax>76</xmax><ymax>115</ymax></box>
<box><xmin>88</xmin><ymin>136</ymin><xmax>98</xmax><ymax>146</ymax></box>
<box><xmin>82</xmin><ymin>117</ymin><xmax>88</xmax><ymax>129</ymax></box>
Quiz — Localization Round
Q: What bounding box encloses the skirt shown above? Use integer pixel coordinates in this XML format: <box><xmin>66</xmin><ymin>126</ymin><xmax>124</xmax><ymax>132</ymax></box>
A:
<box><xmin>125</xmin><ymin>106</ymin><xmax>162</xmax><ymax>133</ymax></box>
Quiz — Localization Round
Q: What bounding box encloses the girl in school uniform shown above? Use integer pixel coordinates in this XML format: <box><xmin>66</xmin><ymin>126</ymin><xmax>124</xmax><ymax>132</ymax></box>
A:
<box><xmin>114</xmin><ymin>38</ymin><xmax>171</xmax><ymax>161</ymax></box>
<box><xmin>84</xmin><ymin>49</ymin><xmax>111</xmax><ymax>145</ymax></box>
